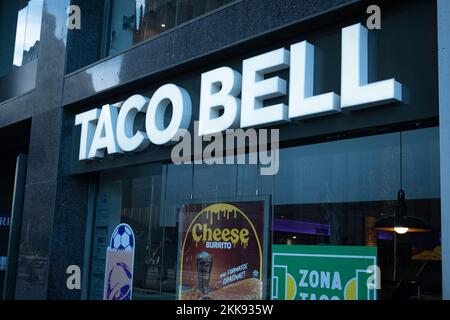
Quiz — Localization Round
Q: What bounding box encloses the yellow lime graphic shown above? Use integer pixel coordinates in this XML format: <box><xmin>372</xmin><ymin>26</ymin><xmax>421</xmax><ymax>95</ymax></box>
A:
<box><xmin>286</xmin><ymin>273</ymin><xmax>297</xmax><ymax>300</ymax></box>
<box><xmin>344</xmin><ymin>278</ymin><xmax>357</xmax><ymax>300</ymax></box>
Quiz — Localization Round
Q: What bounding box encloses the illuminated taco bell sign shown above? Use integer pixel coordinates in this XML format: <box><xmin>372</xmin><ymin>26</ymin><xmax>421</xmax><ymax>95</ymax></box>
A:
<box><xmin>75</xmin><ymin>23</ymin><xmax>402</xmax><ymax>161</ymax></box>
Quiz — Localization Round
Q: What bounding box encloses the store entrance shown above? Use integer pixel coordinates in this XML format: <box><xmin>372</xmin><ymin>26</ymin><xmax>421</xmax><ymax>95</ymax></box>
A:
<box><xmin>0</xmin><ymin>120</ymin><xmax>29</xmax><ymax>300</ymax></box>
<box><xmin>89</xmin><ymin>163</ymin><xmax>173</xmax><ymax>300</ymax></box>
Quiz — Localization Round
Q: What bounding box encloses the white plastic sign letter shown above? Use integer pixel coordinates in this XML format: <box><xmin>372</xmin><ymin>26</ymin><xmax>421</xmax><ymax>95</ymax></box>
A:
<box><xmin>75</xmin><ymin>108</ymin><xmax>100</xmax><ymax>160</ymax></box>
<box><xmin>341</xmin><ymin>23</ymin><xmax>402</xmax><ymax>109</ymax></box>
<box><xmin>199</xmin><ymin>67</ymin><xmax>242</xmax><ymax>135</ymax></box>
<box><xmin>116</xmin><ymin>94</ymin><xmax>150</xmax><ymax>152</ymax></box>
<box><xmin>145</xmin><ymin>84</ymin><xmax>192</xmax><ymax>145</ymax></box>
<box><xmin>89</xmin><ymin>104</ymin><xmax>122</xmax><ymax>159</ymax></box>
<box><xmin>289</xmin><ymin>41</ymin><xmax>340</xmax><ymax>119</ymax></box>
<box><xmin>241</xmin><ymin>48</ymin><xmax>290</xmax><ymax>128</ymax></box>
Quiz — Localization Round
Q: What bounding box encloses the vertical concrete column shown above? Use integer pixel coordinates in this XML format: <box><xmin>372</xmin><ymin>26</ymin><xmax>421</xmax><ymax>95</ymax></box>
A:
<box><xmin>438</xmin><ymin>0</ymin><xmax>450</xmax><ymax>300</ymax></box>
<box><xmin>14</xmin><ymin>0</ymin><xmax>69</xmax><ymax>299</ymax></box>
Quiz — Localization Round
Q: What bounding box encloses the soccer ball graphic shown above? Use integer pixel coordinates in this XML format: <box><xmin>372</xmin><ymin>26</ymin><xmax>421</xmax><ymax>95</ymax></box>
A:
<box><xmin>110</xmin><ymin>224</ymin><xmax>134</xmax><ymax>251</ymax></box>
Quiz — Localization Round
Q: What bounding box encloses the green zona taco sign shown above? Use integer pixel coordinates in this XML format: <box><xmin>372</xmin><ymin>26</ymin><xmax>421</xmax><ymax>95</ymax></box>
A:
<box><xmin>271</xmin><ymin>245</ymin><xmax>378</xmax><ymax>300</ymax></box>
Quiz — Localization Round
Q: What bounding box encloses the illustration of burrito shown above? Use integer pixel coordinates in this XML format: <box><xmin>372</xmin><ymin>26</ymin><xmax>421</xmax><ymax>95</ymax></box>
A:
<box><xmin>203</xmin><ymin>278</ymin><xmax>262</xmax><ymax>300</ymax></box>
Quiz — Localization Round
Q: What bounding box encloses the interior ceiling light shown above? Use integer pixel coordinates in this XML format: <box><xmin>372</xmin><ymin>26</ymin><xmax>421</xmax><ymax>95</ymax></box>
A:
<box><xmin>374</xmin><ymin>132</ymin><xmax>430</xmax><ymax>234</ymax></box>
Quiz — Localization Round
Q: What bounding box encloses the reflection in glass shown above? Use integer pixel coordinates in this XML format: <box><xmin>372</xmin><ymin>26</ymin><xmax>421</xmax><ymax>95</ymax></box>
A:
<box><xmin>272</xmin><ymin>127</ymin><xmax>441</xmax><ymax>299</ymax></box>
<box><xmin>91</xmin><ymin>166</ymin><xmax>182</xmax><ymax>300</ymax></box>
<box><xmin>12</xmin><ymin>7</ymin><xmax>27</xmax><ymax>67</ymax></box>
<box><xmin>86</xmin><ymin>55</ymin><xmax>123</xmax><ymax>92</ymax></box>
<box><xmin>13</xmin><ymin>0</ymin><xmax>43</xmax><ymax>67</ymax></box>
<box><xmin>109</xmin><ymin>0</ymin><xmax>235</xmax><ymax>55</ymax></box>
<box><xmin>89</xmin><ymin>127</ymin><xmax>442</xmax><ymax>300</ymax></box>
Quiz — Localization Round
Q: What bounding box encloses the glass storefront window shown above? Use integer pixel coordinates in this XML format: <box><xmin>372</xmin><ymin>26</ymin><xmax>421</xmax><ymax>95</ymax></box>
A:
<box><xmin>89</xmin><ymin>164</ymin><xmax>166</xmax><ymax>299</ymax></box>
<box><xmin>108</xmin><ymin>0</ymin><xmax>236</xmax><ymax>55</ymax></box>
<box><xmin>89</xmin><ymin>127</ymin><xmax>442</xmax><ymax>300</ymax></box>
<box><xmin>272</xmin><ymin>127</ymin><xmax>441</xmax><ymax>299</ymax></box>
<box><xmin>0</xmin><ymin>0</ymin><xmax>43</xmax><ymax>77</ymax></box>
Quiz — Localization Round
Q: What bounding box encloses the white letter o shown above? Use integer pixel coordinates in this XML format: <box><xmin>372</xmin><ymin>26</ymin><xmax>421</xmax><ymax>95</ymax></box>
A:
<box><xmin>145</xmin><ymin>84</ymin><xmax>192</xmax><ymax>145</ymax></box>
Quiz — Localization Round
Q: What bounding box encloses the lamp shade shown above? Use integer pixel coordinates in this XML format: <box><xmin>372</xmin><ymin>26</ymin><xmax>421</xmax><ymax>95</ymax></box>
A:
<box><xmin>373</xmin><ymin>215</ymin><xmax>430</xmax><ymax>233</ymax></box>
<box><xmin>374</xmin><ymin>189</ymin><xmax>430</xmax><ymax>233</ymax></box>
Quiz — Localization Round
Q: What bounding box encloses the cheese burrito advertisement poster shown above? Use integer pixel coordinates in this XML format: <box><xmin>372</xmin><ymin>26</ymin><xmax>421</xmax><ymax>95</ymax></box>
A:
<box><xmin>178</xmin><ymin>201</ymin><xmax>266</xmax><ymax>300</ymax></box>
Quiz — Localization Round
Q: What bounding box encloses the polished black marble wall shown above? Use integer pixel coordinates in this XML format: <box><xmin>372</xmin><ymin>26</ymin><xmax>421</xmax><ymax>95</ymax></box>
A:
<box><xmin>10</xmin><ymin>0</ymin><xmax>73</xmax><ymax>299</ymax></box>
<box><xmin>65</xmin><ymin>0</ymin><xmax>106</xmax><ymax>74</ymax></box>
